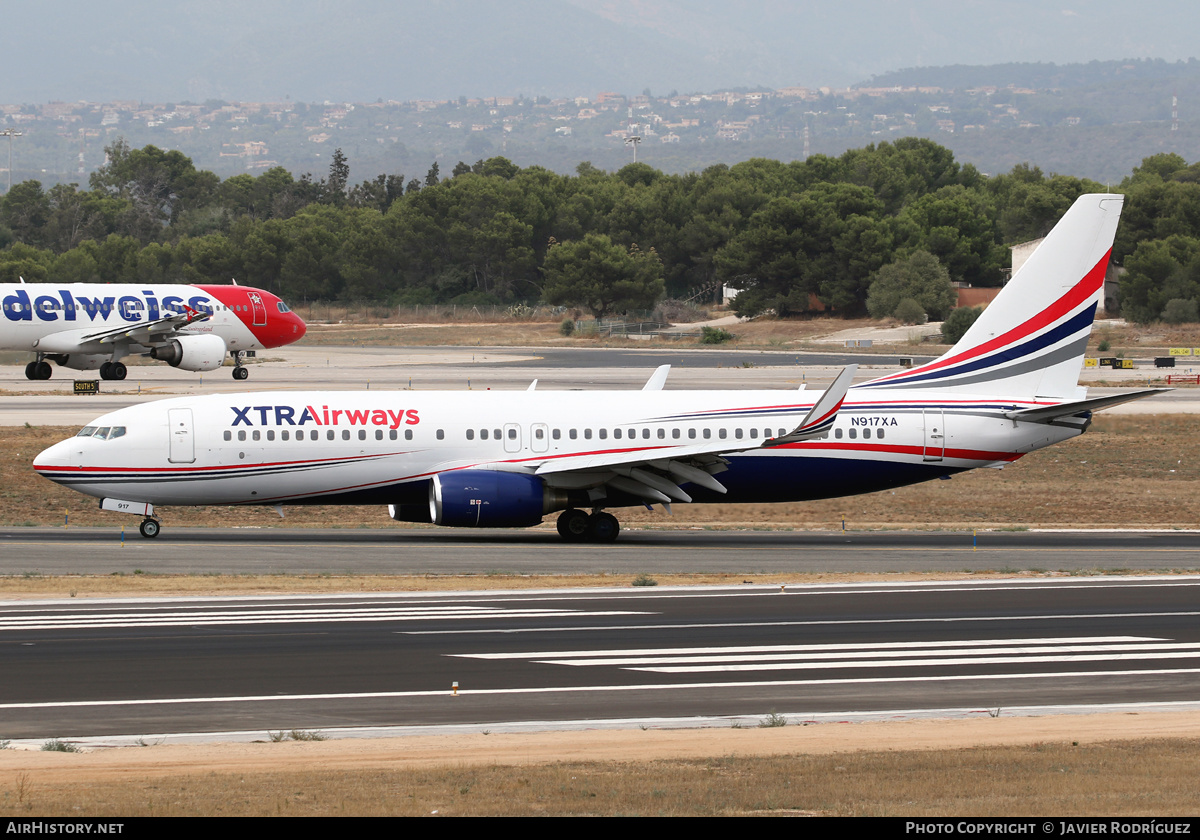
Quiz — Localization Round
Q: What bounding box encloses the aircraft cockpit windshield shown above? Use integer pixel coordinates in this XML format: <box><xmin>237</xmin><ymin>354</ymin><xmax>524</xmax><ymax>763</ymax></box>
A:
<box><xmin>276</xmin><ymin>301</ymin><xmax>292</xmax><ymax>313</ymax></box>
<box><xmin>76</xmin><ymin>426</ymin><xmax>127</xmax><ymax>440</ymax></box>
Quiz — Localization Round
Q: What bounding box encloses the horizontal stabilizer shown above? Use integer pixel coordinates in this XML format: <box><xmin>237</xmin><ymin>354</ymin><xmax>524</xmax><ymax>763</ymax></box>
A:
<box><xmin>1004</xmin><ymin>388</ymin><xmax>1170</xmax><ymax>424</ymax></box>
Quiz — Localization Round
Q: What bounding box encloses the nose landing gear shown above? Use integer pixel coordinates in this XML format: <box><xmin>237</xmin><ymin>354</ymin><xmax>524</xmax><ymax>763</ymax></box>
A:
<box><xmin>232</xmin><ymin>351</ymin><xmax>249</xmax><ymax>380</ymax></box>
<box><xmin>138</xmin><ymin>518</ymin><xmax>161</xmax><ymax>539</ymax></box>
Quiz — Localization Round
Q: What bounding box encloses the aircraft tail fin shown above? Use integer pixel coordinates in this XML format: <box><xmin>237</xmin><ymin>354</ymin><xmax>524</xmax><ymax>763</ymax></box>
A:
<box><xmin>860</xmin><ymin>193</ymin><xmax>1124</xmax><ymax>400</ymax></box>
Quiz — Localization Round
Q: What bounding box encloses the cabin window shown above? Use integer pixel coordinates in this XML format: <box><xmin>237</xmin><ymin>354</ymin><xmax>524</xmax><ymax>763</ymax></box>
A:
<box><xmin>584</xmin><ymin>429</ymin><xmax>592</xmax><ymax>440</ymax></box>
<box><xmin>266</xmin><ymin>430</ymin><xmax>275</xmax><ymax>441</ymax></box>
<box><xmin>282</xmin><ymin>430</ymin><xmax>290</xmax><ymax>441</ymax></box>
<box><xmin>835</xmin><ymin>428</ymin><xmax>843</xmax><ymax>439</ymax></box>
<box><xmin>569</xmin><ymin>429</ymin><xmax>577</xmax><ymax>440</ymax></box>
<box><xmin>734</xmin><ymin>428</ymin><xmax>743</xmax><ymax>439</ymax></box>
<box><xmin>849</xmin><ymin>428</ymin><xmax>857</xmax><ymax>440</ymax></box>
<box><xmin>599</xmin><ymin>429</ymin><xmax>608</xmax><ymax>440</ymax></box>
<box><xmin>466</xmin><ymin>429</ymin><xmax>474</xmax><ymax>440</ymax></box>
<box><xmin>703</xmin><ymin>428</ymin><xmax>711</xmax><ymax>439</ymax></box>
<box><xmin>223</xmin><ymin>431</ymin><xmax>232</xmax><ymax>441</ymax></box>
<box><xmin>326</xmin><ymin>430</ymin><xmax>335</xmax><ymax>440</ymax></box>
<box><xmin>252</xmin><ymin>430</ymin><xmax>261</xmax><ymax>441</ymax></box>
<box><xmin>358</xmin><ymin>430</ymin><xmax>366</xmax><ymax>441</ymax></box>
<box><xmin>480</xmin><ymin>429</ymin><xmax>488</xmax><ymax>440</ymax></box>
<box><xmin>535</xmin><ymin>427</ymin><xmax>545</xmax><ymax>440</ymax></box>
<box><xmin>672</xmin><ymin>428</ymin><xmax>680</xmax><ymax>439</ymax></box>
<box><xmin>642</xmin><ymin>429</ymin><xmax>650</xmax><ymax>439</ymax></box>
<box><xmin>863</xmin><ymin>428</ymin><xmax>871</xmax><ymax>439</ymax></box>
<box><xmin>614</xmin><ymin>428</ymin><xmax>623</xmax><ymax>440</ymax></box>
<box><xmin>688</xmin><ymin>428</ymin><xmax>696</xmax><ymax>439</ymax></box>
<box><xmin>750</xmin><ymin>428</ymin><xmax>758</xmax><ymax>439</ymax></box>
<box><xmin>493</xmin><ymin>428</ymin><xmax>501</xmax><ymax>440</ymax></box>
<box><xmin>375</xmin><ymin>430</ymin><xmax>383</xmax><ymax>440</ymax></box>
<box><xmin>719</xmin><ymin>429</ymin><xmax>727</xmax><ymax>439</ymax></box>
<box><xmin>238</xmin><ymin>430</ymin><xmax>246</xmax><ymax>442</ymax></box>
<box><xmin>437</xmin><ymin>429</ymin><xmax>445</xmax><ymax>440</ymax></box>
<box><xmin>552</xmin><ymin>429</ymin><xmax>561</xmax><ymax>440</ymax></box>
<box><xmin>404</xmin><ymin>429</ymin><xmax>412</xmax><ymax>440</ymax></box>
<box><xmin>507</xmin><ymin>428</ymin><xmax>517</xmax><ymax>440</ymax></box>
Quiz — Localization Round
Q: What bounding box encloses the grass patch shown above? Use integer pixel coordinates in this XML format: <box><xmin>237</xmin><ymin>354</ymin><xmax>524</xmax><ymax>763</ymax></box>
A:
<box><xmin>5</xmin><ymin>739</ymin><xmax>1200</xmax><ymax>816</ymax></box>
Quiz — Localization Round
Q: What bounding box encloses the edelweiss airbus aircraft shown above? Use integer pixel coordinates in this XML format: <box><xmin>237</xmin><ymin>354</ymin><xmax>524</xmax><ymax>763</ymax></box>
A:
<box><xmin>3</xmin><ymin>281</ymin><xmax>306</xmax><ymax>380</ymax></box>
<box><xmin>35</xmin><ymin>194</ymin><xmax>1162</xmax><ymax>541</ymax></box>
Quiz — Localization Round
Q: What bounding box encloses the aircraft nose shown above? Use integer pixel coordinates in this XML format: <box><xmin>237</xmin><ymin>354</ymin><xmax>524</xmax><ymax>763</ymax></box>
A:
<box><xmin>293</xmin><ymin>313</ymin><xmax>307</xmax><ymax>340</ymax></box>
<box><xmin>33</xmin><ymin>437</ymin><xmax>77</xmax><ymax>477</ymax></box>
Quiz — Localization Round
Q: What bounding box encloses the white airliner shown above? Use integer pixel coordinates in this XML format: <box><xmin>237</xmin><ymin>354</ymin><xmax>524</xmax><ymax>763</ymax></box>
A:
<box><xmin>3</xmin><ymin>281</ymin><xmax>306</xmax><ymax>381</ymax></box>
<box><xmin>34</xmin><ymin>194</ymin><xmax>1163</xmax><ymax>541</ymax></box>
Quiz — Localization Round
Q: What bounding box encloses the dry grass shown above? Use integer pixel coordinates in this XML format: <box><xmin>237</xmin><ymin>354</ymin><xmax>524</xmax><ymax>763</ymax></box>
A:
<box><xmin>8</xmin><ymin>414</ymin><xmax>1196</xmax><ymax>533</ymax></box>
<box><xmin>3</xmin><ymin>738</ymin><xmax>1198</xmax><ymax>816</ymax></box>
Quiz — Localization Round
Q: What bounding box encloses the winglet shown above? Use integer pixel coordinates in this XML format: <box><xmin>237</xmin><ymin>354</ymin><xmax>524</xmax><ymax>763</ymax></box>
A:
<box><xmin>182</xmin><ymin>305</ymin><xmax>211</xmax><ymax>325</ymax></box>
<box><xmin>642</xmin><ymin>364</ymin><xmax>671</xmax><ymax>391</ymax></box>
<box><xmin>763</xmin><ymin>365</ymin><xmax>857</xmax><ymax>446</ymax></box>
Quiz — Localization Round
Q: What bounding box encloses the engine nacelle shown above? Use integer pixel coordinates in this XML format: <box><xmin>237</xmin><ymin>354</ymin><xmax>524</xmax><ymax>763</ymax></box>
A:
<box><xmin>150</xmin><ymin>334</ymin><xmax>227</xmax><ymax>371</ymax></box>
<box><xmin>429</xmin><ymin>470</ymin><xmax>570</xmax><ymax>528</ymax></box>
<box><xmin>51</xmin><ymin>354</ymin><xmax>108</xmax><ymax>371</ymax></box>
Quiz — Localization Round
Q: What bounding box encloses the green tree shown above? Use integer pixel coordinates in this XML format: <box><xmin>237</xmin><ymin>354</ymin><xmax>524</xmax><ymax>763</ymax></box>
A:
<box><xmin>941</xmin><ymin>305</ymin><xmax>984</xmax><ymax>344</ymax></box>
<box><xmin>542</xmin><ymin>234</ymin><xmax>665</xmax><ymax>318</ymax></box>
<box><xmin>866</xmin><ymin>250</ymin><xmax>956</xmax><ymax>321</ymax></box>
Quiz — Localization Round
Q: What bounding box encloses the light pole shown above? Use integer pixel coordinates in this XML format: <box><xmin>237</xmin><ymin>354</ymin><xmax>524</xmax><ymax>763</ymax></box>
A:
<box><xmin>0</xmin><ymin>129</ymin><xmax>23</xmax><ymax>193</ymax></box>
<box><xmin>624</xmin><ymin>133</ymin><xmax>641</xmax><ymax>163</ymax></box>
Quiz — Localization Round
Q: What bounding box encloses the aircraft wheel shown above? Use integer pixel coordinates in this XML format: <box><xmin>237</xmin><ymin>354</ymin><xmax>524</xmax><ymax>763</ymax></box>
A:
<box><xmin>233</xmin><ymin>366</ymin><xmax>249</xmax><ymax>381</ymax></box>
<box><xmin>35</xmin><ymin>361</ymin><xmax>52</xmax><ymax>380</ymax></box>
<box><xmin>110</xmin><ymin>362</ymin><xmax>127</xmax><ymax>380</ymax></box>
<box><xmin>24</xmin><ymin>362</ymin><xmax>37</xmax><ymax>380</ymax></box>
<box><xmin>586</xmin><ymin>511</ymin><xmax>620</xmax><ymax>543</ymax></box>
<box><xmin>556</xmin><ymin>509</ymin><xmax>591</xmax><ymax>542</ymax></box>
<box><xmin>139</xmin><ymin>518</ymin><xmax>161</xmax><ymax>539</ymax></box>
<box><xmin>99</xmin><ymin>362</ymin><xmax>112</xmax><ymax>380</ymax></box>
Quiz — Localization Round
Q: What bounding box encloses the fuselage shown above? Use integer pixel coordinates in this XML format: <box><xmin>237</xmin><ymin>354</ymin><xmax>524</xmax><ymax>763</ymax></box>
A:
<box><xmin>0</xmin><ymin>282</ymin><xmax>306</xmax><ymax>356</ymax></box>
<box><xmin>32</xmin><ymin>387</ymin><xmax>1081</xmax><ymax>510</ymax></box>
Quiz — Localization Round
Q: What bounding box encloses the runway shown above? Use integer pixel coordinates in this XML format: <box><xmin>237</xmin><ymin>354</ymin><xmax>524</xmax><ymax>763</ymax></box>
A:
<box><xmin>3</xmin><ymin>528</ymin><xmax>1200</xmax><ymax>574</ymax></box>
<box><xmin>2</xmin><ymin>576</ymin><xmax>1198</xmax><ymax>742</ymax></box>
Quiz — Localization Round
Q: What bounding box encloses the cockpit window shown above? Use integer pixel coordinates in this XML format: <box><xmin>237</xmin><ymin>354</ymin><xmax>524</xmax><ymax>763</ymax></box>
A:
<box><xmin>77</xmin><ymin>426</ymin><xmax>126</xmax><ymax>440</ymax></box>
<box><xmin>276</xmin><ymin>301</ymin><xmax>291</xmax><ymax>313</ymax></box>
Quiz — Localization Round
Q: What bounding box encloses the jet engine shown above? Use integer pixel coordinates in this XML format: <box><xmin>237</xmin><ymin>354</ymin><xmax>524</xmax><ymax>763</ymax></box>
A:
<box><xmin>149</xmin><ymin>334</ymin><xmax>227</xmax><ymax>371</ymax></box>
<box><xmin>428</xmin><ymin>470</ymin><xmax>574</xmax><ymax>528</ymax></box>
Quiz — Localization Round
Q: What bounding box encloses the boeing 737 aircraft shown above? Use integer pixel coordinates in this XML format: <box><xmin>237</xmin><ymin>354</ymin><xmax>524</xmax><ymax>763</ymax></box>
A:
<box><xmin>34</xmin><ymin>194</ymin><xmax>1163</xmax><ymax>541</ymax></box>
<box><xmin>3</xmin><ymin>281</ymin><xmax>306</xmax><ymax>380</ymax></box>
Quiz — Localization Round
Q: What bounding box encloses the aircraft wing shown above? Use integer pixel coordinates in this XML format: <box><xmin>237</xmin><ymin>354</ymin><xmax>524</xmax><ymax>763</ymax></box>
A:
<box><xmin>528</xmin><ymin>365</ymin><xmax>857</xmax><ymax>505</ymax></box>
<box><xmin>33</xmin><ymin>307</ymin><xmax>211</xmax><ymax>354</ymax></box>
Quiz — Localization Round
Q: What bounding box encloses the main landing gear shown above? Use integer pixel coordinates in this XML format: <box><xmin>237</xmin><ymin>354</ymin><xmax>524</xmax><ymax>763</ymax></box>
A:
<box><xmin>232</xmin><ymin>351</ymin><xmax>249</xmax><ymax>380</ymax></box>
<box><xmin>24</xmin><ymin>359</ymin><xmax>52</xmax><ymax>380</ymax></box>
<box><xmin>556</xmin><ymin>508</ymin><xmax>620</xmax><ymax>543</ymax></box>
<box><xmin>99</xmin><ymin>361</ymin><xmax>127</xmax><ymax>380</ymax></box>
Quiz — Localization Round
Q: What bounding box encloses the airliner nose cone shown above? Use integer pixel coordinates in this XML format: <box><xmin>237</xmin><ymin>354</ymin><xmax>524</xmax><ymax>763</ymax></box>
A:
<box><xmin>33</xmin><ymin>438</ymin><xmax>71</xmax><ymax>474</ymax></box>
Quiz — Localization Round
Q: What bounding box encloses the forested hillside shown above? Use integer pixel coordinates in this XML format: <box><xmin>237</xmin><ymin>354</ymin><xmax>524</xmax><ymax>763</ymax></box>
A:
<box><xmin>1</xmin><ymin>138</ymin><xmax>1197</xmax><ymax>323</ymax></box>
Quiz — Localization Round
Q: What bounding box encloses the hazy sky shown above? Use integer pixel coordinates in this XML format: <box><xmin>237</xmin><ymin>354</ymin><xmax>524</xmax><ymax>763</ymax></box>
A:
<box><xmin>2</xmin><ymin>1</ymin><xmax>1197</xmax><ymax>102</ymax></box>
